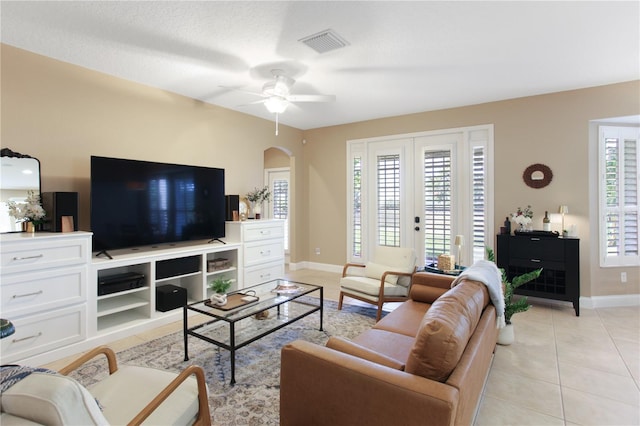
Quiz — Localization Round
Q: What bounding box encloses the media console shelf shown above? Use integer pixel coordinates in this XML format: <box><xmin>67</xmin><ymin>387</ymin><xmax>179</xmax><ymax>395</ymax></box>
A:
<box><xmin>90</xmin><ymin>240</ymin><xmax>241</xmax><ymax>335</ymax></box>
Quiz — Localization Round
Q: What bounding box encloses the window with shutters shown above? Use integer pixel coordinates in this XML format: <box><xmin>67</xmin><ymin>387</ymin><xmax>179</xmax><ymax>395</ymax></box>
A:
<box><xmin>599</xmin><ymin>125</ymin><xmax>640</xmax><ymax>267</ymax></box>
<box><xmin>377</xmin><ymin>154</ymin><xmax>401</xmax><ymax>247</ymax></box>
<box><xmin>352</xmin><ymin>157</ymin><xmax>362</xmax><ymax>257</ymax></box>
<box><xmin>423</xmin><ymin>150</ymin><xmax>451</xmax><ymax>264</ymax></box>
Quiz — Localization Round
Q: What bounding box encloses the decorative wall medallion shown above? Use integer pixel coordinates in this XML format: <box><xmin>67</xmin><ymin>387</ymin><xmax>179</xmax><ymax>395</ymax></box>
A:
<box><xmin>523</xmin><ymin>163</ymin><xmax>553</xmax><ymax>188</ymax></box>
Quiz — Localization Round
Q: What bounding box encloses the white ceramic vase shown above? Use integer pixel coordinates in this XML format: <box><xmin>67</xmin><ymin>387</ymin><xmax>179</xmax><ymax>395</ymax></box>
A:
<box><xmin>210</xmin><ymin>293</ymin><xmax>227</xmax><ymax>306</ymax></box>
<box><xmin>497</xmin><ymin>323</ymin><xmax>514</xmax><ymax>345</ymax></box>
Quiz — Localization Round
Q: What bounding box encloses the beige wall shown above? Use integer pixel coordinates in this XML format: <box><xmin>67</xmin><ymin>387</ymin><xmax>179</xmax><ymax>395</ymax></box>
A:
<box><xmin>303</xmin><ymin>81</ymin><xmax>640</xmax><ymax>298</ymax></box>
<box><xmin>2</xmin><ymin>44</ymin><xmax>638</xmax><ymax>299</ymax></box>
<box><xmin>1</xmin><ymin>44</ymin><xmax>306</xmax><ymax>259</ymax></box>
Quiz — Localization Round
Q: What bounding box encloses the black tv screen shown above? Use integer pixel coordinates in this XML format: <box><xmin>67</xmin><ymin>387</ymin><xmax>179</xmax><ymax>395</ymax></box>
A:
<box><xmin>90</xmin><ymin>156</ymin><xmax>225</xmax><ymax>252</ymax></box>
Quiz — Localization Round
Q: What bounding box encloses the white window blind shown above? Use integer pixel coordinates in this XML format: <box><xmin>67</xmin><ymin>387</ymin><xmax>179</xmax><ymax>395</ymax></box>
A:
<box><xmin>377</xmin><ymin>154</ymin><xmax>401</xmax><ymax>247</ymax></box>
<box><xmin>472</xmin><ymin>146</ymin><xmax>487</xmax><ymax>263</ymax></box>
<box><xmin>423</xmin><ymin>150</ymin><xmax>451</xmax><ymax>264</ymax></box>
<box><xmin>352</xmin><ymin>157</ymin><xmax>362</xmax><ymax>257</ymax></box>
<box><xmin>599</xmin><ymin>125</ymin><xmax>639</xmax><ymax>266</ymax></box>
<box><xmin>272</xmin><ymin>178</ymin><xmax>289</xmax><ymax>251</ymax></box>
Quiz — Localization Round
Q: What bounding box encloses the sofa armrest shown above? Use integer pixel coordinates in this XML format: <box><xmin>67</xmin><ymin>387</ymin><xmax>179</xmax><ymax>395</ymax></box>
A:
<box><xmin>280</xmin><ymin>340</ymin><xmax>458</xmax><ymax>426</ymax></box>
<box><xmin>410</xmin><ymin>272</ymin><xmax>455</xmax><ymax>303</ymax></box>
<box><xmin>326</xmin><ymin>336</ymin><xmax>405</xmax><ymax>370</ymax></box>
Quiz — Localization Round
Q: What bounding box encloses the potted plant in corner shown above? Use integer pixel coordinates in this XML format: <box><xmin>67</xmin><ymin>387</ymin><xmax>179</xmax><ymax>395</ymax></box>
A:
<box><xmin>486</xmin><ymin>247</ymin><xmax>542</xmax><ymax>345</ymax></box>
<box><xmin>246</xmin><ymin>186</ymin><xmax>271</xmax><ymax>219</ymax></box>
<box><xmin>209</xmin><ymin>277</ymin><xmax>232</xmax><ymax>307</ymax></box>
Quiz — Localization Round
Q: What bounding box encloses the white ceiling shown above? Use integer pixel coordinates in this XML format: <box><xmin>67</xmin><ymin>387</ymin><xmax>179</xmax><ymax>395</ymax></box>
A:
<box><xmin>2</xmin><ymin>1</ymin><xmax>638</xmax><ymax>130</ymax></box>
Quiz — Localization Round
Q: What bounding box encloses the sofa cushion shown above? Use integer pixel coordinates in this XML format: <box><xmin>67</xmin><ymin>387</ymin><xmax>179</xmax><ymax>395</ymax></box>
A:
<box><xmin>326</xmin><ymin>336</ymin><xmax>405</xmax><ymax>370</ymax></box>
<box><xmin>353</xmin><ymin>329</ymin><xmax>415</xmax><ymax>364</ymax></box>
<box><xmin>373</xmin><ymin>299</ymin><xmax>432</xmax><ymax>337</ymax></box>
<box><xmin>405</xmin><ymin>280</ymin><xmax>489</xmax><ymax>382</ymax></box>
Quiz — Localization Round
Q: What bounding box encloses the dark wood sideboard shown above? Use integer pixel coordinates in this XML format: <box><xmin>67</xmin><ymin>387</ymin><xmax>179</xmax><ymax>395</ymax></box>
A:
<box><xmin>497</xmin><ymin>234</ymin><xmax>580</xmax><ymax>316</ymax></box>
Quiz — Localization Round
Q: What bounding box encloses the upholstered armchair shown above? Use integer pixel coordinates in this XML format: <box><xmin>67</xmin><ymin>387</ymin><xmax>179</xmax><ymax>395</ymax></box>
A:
<box><xmin>0</xmin><ymin>345</ymin><xmax>211</xmax><ymax>426</ymax></box>
<box><xmin>338</xmin><ymin>246</ymin><xmax>417</xmax><ymax>321</ymax></box>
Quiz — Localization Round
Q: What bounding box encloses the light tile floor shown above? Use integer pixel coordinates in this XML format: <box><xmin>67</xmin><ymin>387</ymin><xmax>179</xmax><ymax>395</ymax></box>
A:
<box><xmin>43</xmin><ymin>269</ymin><xmax>640</xmax><ymax>425</ymax></box>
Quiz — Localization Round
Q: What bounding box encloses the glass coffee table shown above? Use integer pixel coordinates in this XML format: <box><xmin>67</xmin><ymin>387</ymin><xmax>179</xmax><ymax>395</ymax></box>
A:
<box><xmin>183</xmin><ymin>279</ymin><xmax>323</xmax><ymax>384</ymax></box>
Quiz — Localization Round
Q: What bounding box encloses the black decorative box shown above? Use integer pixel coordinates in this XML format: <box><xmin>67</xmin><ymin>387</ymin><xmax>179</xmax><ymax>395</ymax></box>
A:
<box><xmin>156</xmin><ymin>284</ymin><xmax>187</xmax><ymax>312</ymax></box>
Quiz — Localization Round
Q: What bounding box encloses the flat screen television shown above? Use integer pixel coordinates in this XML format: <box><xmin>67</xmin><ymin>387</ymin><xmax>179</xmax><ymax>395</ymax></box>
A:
<box><xmin>90</xmin><ymin>156</ymin><xmax>225</xmax><ymax>253</ymax></box>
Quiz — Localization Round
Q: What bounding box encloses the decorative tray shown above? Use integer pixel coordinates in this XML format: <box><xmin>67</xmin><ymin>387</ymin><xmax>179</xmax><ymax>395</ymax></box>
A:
<box><xmin>205</xmin><ymin>293</ymin><xmax>259</xmax><ymax>311</ymax></box>
<box><xmin>271</xmin><ymin>282</ymin><xmax>304</xmax><ymax>294</ymax></box>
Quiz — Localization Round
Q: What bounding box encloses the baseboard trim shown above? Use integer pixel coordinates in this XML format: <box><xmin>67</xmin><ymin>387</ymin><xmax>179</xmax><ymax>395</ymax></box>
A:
<box><xmin>580</xmin><ymin>294</ymin><xmax>640</xmax><ymax>309</ymax></box>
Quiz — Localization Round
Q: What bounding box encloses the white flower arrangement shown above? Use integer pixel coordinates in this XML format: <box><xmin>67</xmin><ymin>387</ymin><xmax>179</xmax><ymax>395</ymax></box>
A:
<box><xmin>246</xmin><ymin>186</ymin><xmax>271</xmax><ymax>204</ymax></box>
<box><xmin>511</xmin><ymin>205</ymin><xmax>533</xmax><ymax>226</ymax></box>
<box><xmin>7</xmin><ymin>190</ymin><xmax>46</xmax><ymax>224</ymax></box>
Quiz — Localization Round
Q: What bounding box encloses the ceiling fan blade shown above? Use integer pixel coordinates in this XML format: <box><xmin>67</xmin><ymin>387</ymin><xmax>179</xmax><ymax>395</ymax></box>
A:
<box><xmin>219</xmin><ymin>85</ymin><xmax>267</xmax><ymax>98</ymax></box>
<box><xmin>236</xmin><ymin>98</ymin><xmax>268</xmax><ymax>108</ymax></box>
<box><xmin>286</xmin><ymin>94</ymin><xmax>336</xmax><ymax>103</ymax></box>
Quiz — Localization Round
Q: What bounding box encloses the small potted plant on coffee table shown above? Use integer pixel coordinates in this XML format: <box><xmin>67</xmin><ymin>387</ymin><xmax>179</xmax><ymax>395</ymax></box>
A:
<box><xmin>209</xmin><ymin>277</ymin><xmax>232</xmax><ymax>306</ymax></box>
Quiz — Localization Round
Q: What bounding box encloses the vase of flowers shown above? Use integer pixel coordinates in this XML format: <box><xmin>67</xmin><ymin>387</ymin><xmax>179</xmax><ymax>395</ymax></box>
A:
<box><xmin>511</xmin><ymin>205</ymin><xmax>533</xmax><ymax>232</ymax></box>
<box><xmin>7</xmin><ymin>190</ymin><xmax>46</xmax><ymax>233</ymax></box>
<box><xmin>246</xmin><ymin>186</ymin><xmax>271</xmax><ymax>219</ymax></box>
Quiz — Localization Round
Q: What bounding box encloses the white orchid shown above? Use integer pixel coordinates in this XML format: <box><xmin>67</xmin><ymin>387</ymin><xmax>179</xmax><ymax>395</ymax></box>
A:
<box><xmin>7</xmin><ymin>190</ymin><xmax>46</xmax><ymax>223</ymax></box>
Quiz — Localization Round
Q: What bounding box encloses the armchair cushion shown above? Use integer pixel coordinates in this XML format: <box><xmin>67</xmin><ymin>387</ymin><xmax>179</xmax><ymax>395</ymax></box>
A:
<box><xmin>340</xmin><ymin>276</ymin><xmax>410</xmax><ymax>298</ymax></box>
<box><xmin>1</xmin><ymin>372</ymin><xmax>108</xmax><ymax>425</ymax></box>
<box><xmin>89</xmin><ymin>365</ymin><xmax>201</xmax><ymax>426</ymax></box>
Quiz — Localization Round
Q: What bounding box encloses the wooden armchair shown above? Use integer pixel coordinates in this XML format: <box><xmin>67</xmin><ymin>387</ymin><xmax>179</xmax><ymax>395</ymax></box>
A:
<box><xmin>1</xmin><ymin>345</ymin><xmax>211</xmax><ymax>425</ymax></box>
<box><xmin>338</xmin><ymin>246</ymin><xmax>417</xmax><ymax>321</ymax></box>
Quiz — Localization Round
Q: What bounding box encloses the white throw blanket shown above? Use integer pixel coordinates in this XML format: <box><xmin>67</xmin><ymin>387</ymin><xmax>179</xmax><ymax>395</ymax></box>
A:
<box><xmin>451</xmin><ymin>259</ymin><xmax>505</xmax><ymax>328</ymax></box>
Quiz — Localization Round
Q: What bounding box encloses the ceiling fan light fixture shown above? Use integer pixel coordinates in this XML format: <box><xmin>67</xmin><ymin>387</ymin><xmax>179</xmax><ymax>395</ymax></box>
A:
<box><xmin>264</xmin><ymin>96</ymin><xmax>289</xmax><ymax>114</ymax></box>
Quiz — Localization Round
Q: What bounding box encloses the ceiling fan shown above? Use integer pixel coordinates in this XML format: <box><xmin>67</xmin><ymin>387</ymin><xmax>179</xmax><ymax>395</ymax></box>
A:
<box><xmin>222</xmin><ymin>69</ymin><xmax>335</xmax><ymax>135</ymax></box>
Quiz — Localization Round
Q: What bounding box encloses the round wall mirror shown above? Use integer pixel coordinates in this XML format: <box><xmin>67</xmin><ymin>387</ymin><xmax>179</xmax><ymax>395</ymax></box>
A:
<box><xmin>523</xmin><ymin>163</ymin><xmax>553</xmax><ymax>189</ymax></box>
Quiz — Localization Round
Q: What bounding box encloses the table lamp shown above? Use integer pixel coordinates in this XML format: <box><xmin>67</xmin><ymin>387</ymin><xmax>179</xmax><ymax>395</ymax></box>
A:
<box><xmin>558</xmin><ymin>205</ymin><xmax>569</xmax><ymax>236</ymax></box>
<box><xmin>454</xmin><ymin>235</ymin><xmax>464</xmax><ymax>268</ymax></box>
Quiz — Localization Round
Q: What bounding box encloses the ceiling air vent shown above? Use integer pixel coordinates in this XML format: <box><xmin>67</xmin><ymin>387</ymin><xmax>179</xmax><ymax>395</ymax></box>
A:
<box><xmin>299</xmin><ymin>29</ymin><xmax>349</xmax><ymax>54</ymax></box>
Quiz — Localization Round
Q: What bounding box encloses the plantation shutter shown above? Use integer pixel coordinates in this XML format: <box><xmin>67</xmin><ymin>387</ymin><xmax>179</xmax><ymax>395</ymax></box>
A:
<box><xmin>377</xmin><ymin>154</ymin><xmax>401</xmax><ymax>247</ymax></box>
<box><xmin>423</xmin><ymin>150</ymin><xmax>452</xmax><ymax>264</ymax></box>
<box><xmin>600</xmin><ymin>125</ymin><xmax>640</xmax><ymax>266</ymax></box>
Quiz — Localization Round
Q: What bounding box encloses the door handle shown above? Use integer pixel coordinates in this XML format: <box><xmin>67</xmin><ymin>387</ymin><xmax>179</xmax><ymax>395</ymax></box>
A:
<box><xmin>414</xmin><ymin>226</ymin><xmax>420</xmax><ymax>231</ymax></box>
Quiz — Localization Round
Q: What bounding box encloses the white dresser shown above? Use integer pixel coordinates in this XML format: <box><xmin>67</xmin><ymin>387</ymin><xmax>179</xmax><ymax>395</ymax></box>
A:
<box><xmin>225</xmin><ymin>220</ymin><xmax>285</xmax><ymax>287</ymax></box>
<box><xmin>0</xmin><ymin>231</ymin><xmax>92</xmax><ymax>364</ymax></box>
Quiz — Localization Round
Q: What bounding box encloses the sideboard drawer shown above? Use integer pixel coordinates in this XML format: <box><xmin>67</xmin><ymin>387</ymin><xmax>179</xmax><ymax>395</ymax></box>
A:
<box><xmin>1</xmin><ymin>238</ymin><xmax>89</xmax><ymax>274</ymax></box>
<box><xmin>1</xmin><ymin>266</ymin><xmax>87</xmax><ymax>318</ymax></box>
<box><xmin>510</xmin><ymin>237</ymin><xmax>564</xmax><ymax>261</ymax></box>
<box><xmin>1</xmin><ymin>305</ymin><xmax>86</xmax><ymax>363</ymax></box>
<box><xmin>244</xmin><ymin>240</ymin><xmax>284</xmax><ymax>267</ymax></box>
<box><xmin>242</xmin><ymin>222</ymin><xmax>285</xmax><ymax>242</ymax></box>
<box><xmin>244</xmin><ymin>262</ymin><xmax>285</xmax><ymax>287</ymax></box>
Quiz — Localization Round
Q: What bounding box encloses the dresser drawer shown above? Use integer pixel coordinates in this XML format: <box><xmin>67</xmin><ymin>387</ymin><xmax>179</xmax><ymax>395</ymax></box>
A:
<box><xmin>510</xmin><ymin>237</ymin><xmax>564</xmax><ymax>261</ymax></box>
<box><xmin>244</xmin><ymin>240</ymin><xmax>284</xmax><ymax>266</ymax></box>
<box><xmin>1</xmin><ymin>238</ymin><xmax>89</xmax><ymax>274</ymax></box>
<box><xmin>244</xmin><ymin>262</ymin><xmax>285</xmax><ymax>287</ymax></box>
<box><xmin>0</xmin><ymin>305</ymin><xmax>86</xmax><ymax>363</ymax></box>
<box><xmin>242</xmin><ymin>222</ymin><xmax>285</xmax><ymax>242</ymax></box>
<box><xmin>1</xmin><ymin>266</ymin><xmax>87</xmax><ymax>318</ymax></box>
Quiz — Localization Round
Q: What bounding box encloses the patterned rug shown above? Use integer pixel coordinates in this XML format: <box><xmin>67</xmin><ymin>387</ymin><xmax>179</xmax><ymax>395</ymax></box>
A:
<box><xmin>67</xmin><ymin>299</ymin><xmax>377</xmax><ymax>425</ymax></box>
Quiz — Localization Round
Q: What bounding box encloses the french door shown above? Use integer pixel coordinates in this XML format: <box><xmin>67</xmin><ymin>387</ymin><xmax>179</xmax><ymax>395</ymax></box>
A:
<box><xmin>347</xmin><ymin>125</ymin><xmax>493</xmax><ymax>268</ymax></box>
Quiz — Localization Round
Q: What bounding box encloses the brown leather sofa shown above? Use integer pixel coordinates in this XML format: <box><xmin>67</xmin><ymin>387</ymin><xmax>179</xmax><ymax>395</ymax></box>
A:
<box><xmin>280</xmin><ymin>272</ymin><xmax>498</xmax><ymax>426</ymax></box>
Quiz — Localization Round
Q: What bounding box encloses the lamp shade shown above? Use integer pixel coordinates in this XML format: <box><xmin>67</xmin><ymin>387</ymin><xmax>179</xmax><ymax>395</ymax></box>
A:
<box><xmin>454</xmin><ymin>235</ymin><xmax>464</xmax><ymax>246</ymax></box>
<box><xmin>558</xmin><ymin>205</ymin><xmax>569</xmax><ymax>214</ymax></box>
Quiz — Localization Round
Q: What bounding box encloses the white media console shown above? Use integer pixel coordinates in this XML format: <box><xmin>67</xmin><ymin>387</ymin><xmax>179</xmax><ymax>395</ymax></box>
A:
<box><xmin>0</xmin><ymin>220</ymin><xmax>285</xmax><ymax>366</ymax></box>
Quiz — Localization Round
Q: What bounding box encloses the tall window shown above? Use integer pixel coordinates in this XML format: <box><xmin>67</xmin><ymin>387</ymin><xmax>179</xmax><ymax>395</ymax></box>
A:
<box><xmin>352</xmin><ymin>157</ymin><xmax>362</xmax><ymax>257</ymax></box>
<box><xmin>423</xmin><ymin>150</ymin><xmax>451</xmax><ymax>263</ymax></box>
<box><xmin>377</xmin><ymin>154</ymin><xmax>401</xmax><ymax>247</ymax></box>
<box><xmin>599</xmin><ymin>125</ymin><xmax>639</xmax><ymax>266</ymax></box>
<box><xmin>472</xmin><ymin>146</ymin><xmax>488</xmax><ymax>262</ymax></box>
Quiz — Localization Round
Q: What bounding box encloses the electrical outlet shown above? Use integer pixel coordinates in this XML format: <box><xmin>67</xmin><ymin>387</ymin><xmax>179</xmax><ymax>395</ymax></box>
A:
<box><xmin>621</xmin><ymin>272</ymin><xmax>627</xmax><ymax>283</ymax></box>
<box><xmin>315</xmin><ymin>247</ymin><xmax>321</xmax><ymax>255</ymax></box>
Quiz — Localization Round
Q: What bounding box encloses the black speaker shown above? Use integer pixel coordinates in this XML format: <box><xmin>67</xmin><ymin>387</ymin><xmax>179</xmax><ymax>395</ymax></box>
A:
<box><xmin>156</xmin><ymin>284</ymin><xmax>187</xmax><ymax>312</ymax></box>
<box><xmin>41</xmin><ymin>192</ymin><xmax>78</xmax><ymax>232</ymax></box>
<box><xmin>225</xmin><ymin>195</ymin><xmax>239</xmax><ymax>221</ymax></box>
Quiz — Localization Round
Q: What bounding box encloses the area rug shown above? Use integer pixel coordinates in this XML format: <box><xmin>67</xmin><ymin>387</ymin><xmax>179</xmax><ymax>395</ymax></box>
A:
<box><xmin>67</xmin><ymin>299</ymin><xmax>378</xmax><ymax>425</ymax></box>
